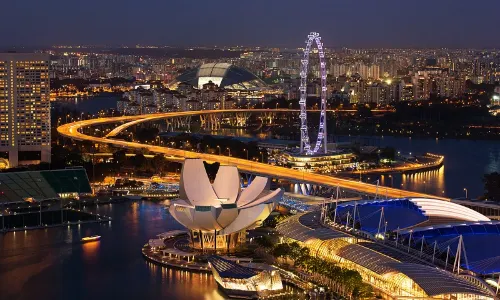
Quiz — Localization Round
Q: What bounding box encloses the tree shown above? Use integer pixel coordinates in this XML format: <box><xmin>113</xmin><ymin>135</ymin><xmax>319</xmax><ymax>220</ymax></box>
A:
<box><xmin>273</xmin><ymin>243</ymin><xmax>291</xmax><ymax>259</ymax></box>
<box><xmin>353</xmin><ymin>283</ymin><xmax>374</xmax><ymax>299</ymax></box>
<box><xmin>152</xmin><ymin>154</ymin><xmax>168</xmax><ymax>176</ymax></box>
<box><xmin>254</xmin><ymin>235</ymin><xmax>274</xmax><ymax>249</ymax></box>
<box><xmin>288</xmin><ymin>242</ymin><xmax>303</xmax><ymax>260</ymax></box>
<box><xmin>357</xmin><ymin>105</ymin><xmax>373</xmax><ymax>118</ymax></box>
<box><xmin>132</xmin><ymin>154</ymin><xmax>148</xmax><ymax>171</ymax></box>
<box><xmin>484</xmin><ymin>172</ymin><xmax>500</xmax><ymax>201</ymax></box>
<box><xmin>112</xmin><ymin>150</ymin><xmax>127</xmax><ymax>165</ymax></box>
<box><xmin>379</xmin><ymin>147</ymin><xmax>396</xmax><ymax>161</ymax></box>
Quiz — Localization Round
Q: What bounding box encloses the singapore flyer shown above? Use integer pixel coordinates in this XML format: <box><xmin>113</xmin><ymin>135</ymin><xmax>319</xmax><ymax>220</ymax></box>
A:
<box><xmin>299</xmin><ymin>32</ymin><xmax>327</xmax><ymax>155</ymax></box>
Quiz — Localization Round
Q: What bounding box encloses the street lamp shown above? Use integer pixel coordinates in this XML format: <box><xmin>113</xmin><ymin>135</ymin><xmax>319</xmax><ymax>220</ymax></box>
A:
<box><xmin>226</xmin><ymin>147</ymin><xmax>231</xmax><ymax>157</ymax></box>
<box><xmin>243</xmin><ymin>148</ymin><xmax>248</xmax><ymax>160</ymax></box>
<box><xmin>463</xmin><ymin>188</ymin><xmax>468</xmax><ymax>199</ymax></box>
<box><xmin>260</xmin><ymin>151</ymin><xmax>264</xmax><ymax>163</ymax></box>
<box><xmin>388</xmin><ymin>175</ymin><xmax>393</xmax><ymax>187</ymax></box>
<box><xmin>216</xmin><ymin>145</ymin><xmax>221</xmax><ymax>155</ymax></box>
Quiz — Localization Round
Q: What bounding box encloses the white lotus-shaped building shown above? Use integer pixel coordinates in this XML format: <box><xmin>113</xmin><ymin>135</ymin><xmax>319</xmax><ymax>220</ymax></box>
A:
<box><xmin>169</xmin><ymin>159</ymin><xmax>282</xmax><ymax>251</ymax></box>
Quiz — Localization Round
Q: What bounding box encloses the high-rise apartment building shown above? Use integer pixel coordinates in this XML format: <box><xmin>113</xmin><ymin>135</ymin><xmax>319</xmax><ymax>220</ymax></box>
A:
<box><xmin>0</xmin><ymin>53</ymin><xmax>51</xmax><ymax>167</ymax></box>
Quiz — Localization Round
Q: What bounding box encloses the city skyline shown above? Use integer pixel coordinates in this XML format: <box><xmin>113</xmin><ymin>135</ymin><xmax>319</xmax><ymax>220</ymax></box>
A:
<box><xmin>1</xmin><ymin>1</ymin><xmax>500</xmax><ymax>299</ymax></box>
<box><xmin>2</xmin><ymin>0</ymin><xmax>500</xmax><ymax>48</ymax></box>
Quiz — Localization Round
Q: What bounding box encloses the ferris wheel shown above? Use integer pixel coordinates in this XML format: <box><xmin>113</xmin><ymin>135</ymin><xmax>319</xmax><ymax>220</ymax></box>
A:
<box><xmin>299</xmin><ymin>32</ymin><xmax>327</xmax><ymax>155</ymax></box>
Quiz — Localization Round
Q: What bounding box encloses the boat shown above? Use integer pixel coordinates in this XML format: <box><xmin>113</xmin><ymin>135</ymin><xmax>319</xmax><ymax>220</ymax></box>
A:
<box><xmin>81</xmin><ymin>235</ymin><xmax>101</xmax><ymax>243</ymax></box>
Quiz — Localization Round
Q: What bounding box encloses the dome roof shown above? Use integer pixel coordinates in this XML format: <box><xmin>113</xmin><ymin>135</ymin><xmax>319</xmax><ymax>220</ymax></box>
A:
<box><xmin>176</xmin><ymin>63</ymin><xmax>267</xmax><ymax>90</ymax></box>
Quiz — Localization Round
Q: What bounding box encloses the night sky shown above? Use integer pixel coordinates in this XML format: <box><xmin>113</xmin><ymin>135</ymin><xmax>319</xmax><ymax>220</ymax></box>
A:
<box><xmin>2</xmin><ymin>0</ymin><xmax>500</xmax><ymax>48</ymax></box>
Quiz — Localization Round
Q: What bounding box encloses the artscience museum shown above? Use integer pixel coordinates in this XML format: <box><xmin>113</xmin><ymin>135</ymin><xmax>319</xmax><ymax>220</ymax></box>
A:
<box><xmin>169</xmin><ymin>159</ymin><xmax>283</xmax><ymax>251</ymax></box>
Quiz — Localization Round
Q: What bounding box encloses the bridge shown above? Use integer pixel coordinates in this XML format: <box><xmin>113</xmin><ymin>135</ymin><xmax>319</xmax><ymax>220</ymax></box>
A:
<box><xmin>57</xmin><ymin>109</ymin><xmax>448</xmax><ymax>201</ymax></box>
<box><xmin>103</xmin><ymin>108</ymin><xmax>391</xmax><ymax>138</ymax></box>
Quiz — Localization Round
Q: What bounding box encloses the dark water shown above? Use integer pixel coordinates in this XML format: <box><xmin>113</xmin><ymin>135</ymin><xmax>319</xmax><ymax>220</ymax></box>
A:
<box><xmin>193</xmin><ymin>125</ymin><xmax>500</xmax><ymax>199</ymax></box>
<box><xmin>199</xmin><ymin>128</ymin><xmax>499</xmax><ymax>199</ymax></box>
<box><xmin>0</xmin><ymin>202</ymin><xmax>225</xmax><ymax>300</ymax></box>
<box><xmin>362</xmin><ymin>136</ymin><xmax>500</xmax><ymax>199</ymax></box>
<box><xmin>54</xmin><ymin>94</ymin><xmax>119</xmax><ymax>114</ymax></box>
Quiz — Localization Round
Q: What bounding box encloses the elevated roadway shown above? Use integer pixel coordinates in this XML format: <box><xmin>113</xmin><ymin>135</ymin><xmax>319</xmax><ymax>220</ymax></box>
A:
<box><xmin>104</xmin><ymin>108</ymin><xmax>392</xmax><ymax>138</ymax></box>
<box><xmin>57</xmin><ymin>109</ymin><xmax>448</xmax><ymax>201</ymax></box>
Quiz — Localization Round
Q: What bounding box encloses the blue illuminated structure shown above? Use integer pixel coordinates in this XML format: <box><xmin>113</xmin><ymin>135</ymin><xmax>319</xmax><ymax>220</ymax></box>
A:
<box><xmin>398</xmin><ymin>222</ymin><xmax>500</xmax><ymax>275</ymax></box>
<box><xmin>332</xmin><ymin>198</ymin><xmax>500</xmax><ymax>276</ymax></box>
<box><xmin>334</xmin><ymin>199</ymin><xmax>428</xmax><ymax>233</ymax></box>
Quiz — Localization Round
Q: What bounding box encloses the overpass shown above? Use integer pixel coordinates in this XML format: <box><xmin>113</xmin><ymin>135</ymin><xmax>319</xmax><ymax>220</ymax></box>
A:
<box><xmin>57</xmin><ymin>109</ymin><xmax>448</xmax><ymax>201</ymax></box>
<box><xmin>104</xmin><ymin>108</ymin><xmax>392</xmax><ymax>138</ymax></box>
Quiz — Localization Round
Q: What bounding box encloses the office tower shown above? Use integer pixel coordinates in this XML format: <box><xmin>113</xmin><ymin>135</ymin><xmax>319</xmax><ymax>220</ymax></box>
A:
<box><xmin>0</xmin><ymin>53</ymin><xmax>51</xmax><ymax>167</ymax></box>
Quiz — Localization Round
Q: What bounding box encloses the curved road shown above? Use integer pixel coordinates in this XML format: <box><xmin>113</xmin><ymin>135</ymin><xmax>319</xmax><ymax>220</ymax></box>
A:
<box><xmin>57</xmin><ymin>109</ymin><xmax>448</xmax><ymax>201</ymax></box>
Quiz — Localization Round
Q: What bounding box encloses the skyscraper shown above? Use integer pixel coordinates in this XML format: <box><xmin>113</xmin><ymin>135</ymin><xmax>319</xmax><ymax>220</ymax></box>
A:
<box><xmin>0</xmin><ymin>53</ymin><xmax>51</xmax><ymax>167</ymax></box>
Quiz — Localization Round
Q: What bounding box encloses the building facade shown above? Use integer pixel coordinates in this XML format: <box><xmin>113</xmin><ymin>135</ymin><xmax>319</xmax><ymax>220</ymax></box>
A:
<box><xmin>0</xmin><ymin>53</ymin><xmax>51</xmax><ymax>167</ymax></box>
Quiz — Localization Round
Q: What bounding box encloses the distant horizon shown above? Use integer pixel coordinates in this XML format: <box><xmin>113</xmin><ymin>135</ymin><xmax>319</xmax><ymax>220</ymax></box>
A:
<box><xmin>2</xmin><ymin>44</ymin><xmax>500</xmax><ymax>51</ymax></box>
<box><xmin>2</xmin><ymin>0</ymin><xmax>500</xmax><ymax>49</ymax></box>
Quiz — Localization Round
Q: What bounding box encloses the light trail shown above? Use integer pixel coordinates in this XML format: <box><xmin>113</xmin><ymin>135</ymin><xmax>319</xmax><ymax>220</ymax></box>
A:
<box><xmin>57</xmin><ymin>109</ymin><xmax>448</xmax><ymax>201</ymax></box>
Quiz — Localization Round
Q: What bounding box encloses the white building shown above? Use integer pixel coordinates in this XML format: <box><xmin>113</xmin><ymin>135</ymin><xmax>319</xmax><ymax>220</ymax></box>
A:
<box><xmin>153</xmin><ymin>89</ymin><xmax>177</xmax><ymax>112</ymax></box>
<box><xmin>186</xmin><ymin>100</ymin><xmax>201</xmax><ymax>111</ymax></box>
<box><xmin>177</xmin><ymin>95</ymin><xmax>188</xmax><ymax>111</ymax></box>
<box><xmin>138</xmin><ymin>90</ymin><xmax>154</xmax><ymax>107</ymax></box>
<box><xmin>143</xmin><ymin>104</ymin><xmax>158</xmax><ymax>114</ymax></box>
<box><xmin>0</xmin><ymin>53</ymin><xmax>51</xmax><ymax>167</ymax></box>
<box><xmin>207</xmin><ymin>100</ymin><xmax>221</xmax><ymax>110</ymax></box>
<box><xmin>125</xmin><ymin>102</ymin><xmax>141</xmax><ymax>115</ymax></box>
<box><xmin>223</xmin><ymin>97</ymin><xmax>235</xmax><ymax>109</ymax></box>
<box><xmin>169</xmin><ymin>159</ymin><xmax>282</xmax><ymax>251</ymax></box>
<box><xmin>117</xmin><ymin>98</ymin><xmax>130</xmax><ymax>114</ymax></box>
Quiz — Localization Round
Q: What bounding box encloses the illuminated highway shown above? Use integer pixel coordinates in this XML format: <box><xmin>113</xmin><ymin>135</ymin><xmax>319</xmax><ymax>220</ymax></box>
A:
<box><xmin>104</xmin><ymin>108</ymin><xmax>392</xmax><ymax>138</ymax></box>
<box><xmin>57</xmin><ymin>109</ymin><xmax>448</xmax><ymax>201</ymax></box>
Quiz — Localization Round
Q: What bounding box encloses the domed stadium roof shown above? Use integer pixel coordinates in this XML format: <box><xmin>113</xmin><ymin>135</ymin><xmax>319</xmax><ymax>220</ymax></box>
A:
<box><xmin>176</xmin><ymin>63</ymin><xmax>267</xmax><ymax>90</ymax></box>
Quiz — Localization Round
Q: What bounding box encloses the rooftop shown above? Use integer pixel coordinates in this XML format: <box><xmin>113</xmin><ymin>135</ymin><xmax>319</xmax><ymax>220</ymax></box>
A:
<box><xmin>0</xmin><ymin>169</ymin><xmax>92</xmax><ymax>203</ymax></box>
<box><xmin>208</xmin><ymin>256</ymin><xmax>258</xmax><ymax>279</ymax></box>
<box><xmin>175</xmin><ymin>63</ymin><xmax>267</xmax><ymax>90</ymax></box>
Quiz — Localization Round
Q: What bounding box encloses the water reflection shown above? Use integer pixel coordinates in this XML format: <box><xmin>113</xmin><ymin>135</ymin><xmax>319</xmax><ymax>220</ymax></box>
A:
<box><xmin>53</xmin><ymin>95</ymin><xmax>119</xmax><ymax>114</ymax></box>
<box><xmin>82</xmin><ymin>241</ymin><xmax>100</xmax><ymax>262</ymax></box>
<box><xmin>370</xmin><ymin>166</ymin><xmax>447</xmax><ymax>197</ymax></box>
<box><xmin>402</xmin><ymin>166</ymin><xmax>446</xmax><ymax>196</ymax></box>
<box><xmin>0</xmin><ymin>202</ymin><xmax>224</xmax><ymax>300</ymax></box>
<box><xmin>147</xmin><ymin>260</ymin><xmax>225</xmax><ymax>300</ymax></box>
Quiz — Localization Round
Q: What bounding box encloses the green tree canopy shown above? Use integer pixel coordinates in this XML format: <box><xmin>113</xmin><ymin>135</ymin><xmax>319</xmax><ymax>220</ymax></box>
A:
<box><xmin>113</xmin><ymin>150</ymin><xmax>127</xmax><ymax>165</ymax></box>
